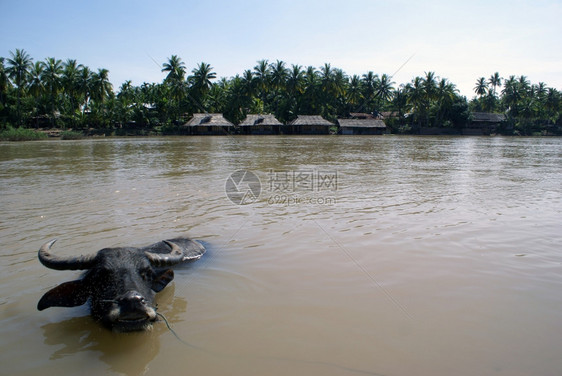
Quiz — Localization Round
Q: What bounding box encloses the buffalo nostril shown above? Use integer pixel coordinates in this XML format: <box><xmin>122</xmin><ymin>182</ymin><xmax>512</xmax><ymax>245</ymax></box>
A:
<box><xmin>118</xmin><ymin>291</ymin><xmax>147</xmax><ymax>305</ymax></box>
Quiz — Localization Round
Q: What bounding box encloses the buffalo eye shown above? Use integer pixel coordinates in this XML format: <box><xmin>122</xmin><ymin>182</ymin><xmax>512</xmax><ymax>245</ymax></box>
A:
<box><xmin>139</xmin><ymin>268</ymin><xmax>154</xmax><ymax>282</ymax></box>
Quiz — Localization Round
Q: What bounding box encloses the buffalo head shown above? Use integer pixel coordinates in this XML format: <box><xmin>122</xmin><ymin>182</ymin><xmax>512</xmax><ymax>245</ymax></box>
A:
<box><xmin>37</xmin><ymin>237</ymin><xmax>205</xmax><ymax>331</ymax></box>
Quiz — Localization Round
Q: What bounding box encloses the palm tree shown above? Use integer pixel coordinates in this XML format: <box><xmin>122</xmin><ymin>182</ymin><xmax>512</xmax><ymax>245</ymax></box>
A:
<box><xmin>435</xmin><ymin>78</ymin><xmax>458</xmax><ymax>125</ymax></box>
<box><xmin>77</xmin><ymin>66</ymin><xmax>93</xmax><ymax>117</ymax></box>
<box><xmin>190</xmin><ymin>62</ymin><xmax>216</xmax><ymax>94</ymax></box>
<box><xmin>189</xmin><ymin>62</ymin><xmax>216</xmax><ymax>112</ymax></box>
<box><xmin>285</xmin><ymin>64</ymin><xmax>304</xmax><ymax>116</ymax></box>
<box><xmin>87</xmin><ymin>68</ymin><xmax>112</xmax><ymax>127</ymax></box>
<box><xmin>391</xmin><ymin>85</ymin><xmax>409</xmax><ymax>124</ymax></box>
<box><xmin>346</xmin><ymin>75</ymin><xmax>363</xmax><ymax>110</ymax></box>
<box><xmin>62</xmin><ymin>59</ymin><xmax>84</xmax><ymax>116</ymax></box>
<box><xmin>267</xmin><ymin>60</ymin><xmax>289</xmax><ymax>116</ymax></box>
<box><xmin>405</xmin><ymin>76</ymin><xmax>425</xmax><ymax>126</ymax></box>
<box><xmin>6</xmin><ymin>49</ymin><xmax>33</xmax><ymax>125</ymax></box>
<box><xmin>332</xmin><ymin>69</ymin><xmax>347</xmax><ymax>97</ymax></box>
<box><xmin>474</xmin><ymin>77</ymin><xmax>488</xmax><ymax>98</ymax></box>
<box><xmin>301</xmin><ymin>66</ymin><xmax>319</xmax><ymax>114</ymax></box>
<box><xmin>253</xmin><ymin>60</ymin><xmax>270</xmax><ymax>106</ymax></box>
<box><xmin>161</xmin><ymin>55</ymin><xmax>186</xmax><ymax>83</ymax></box>
<box><xmin>27</xmin><ymin>62</ymin><xmax>45</xmax><ymax>125</ymax></box>
<box><xmin>377</xmin><ymin>73</ymin><xmax>395</xmax><ymax>109</ymax></box>
<box><xmin>0</xmin><ymin>57</ymin><xmax>9</xmax><ymax>108</ymax></box>
<box><xmin>357</xmin><ymin>71</ymin><xmax>379</xmax><ymax>112</ymax></box>
<box><xmin>501</xmin><ymin>75</ymin><xmax>518</xmax><ymax>116</ymax></box>
<box><xmin>161</xmin><ymin>55</ymin><xmax>188</xmax><ymax>120</ymax></box>
<box><xmin>319</xmin><ymin>63</ymin><xmax>334</xmax><ymax>92</ymax></box>
<box><xmin>207</xmin><ymin>77</ymin><xmax>230</xmax><ymax>114</ymax></box>
<box><xmin>482</xmin><ymin>91</ymin><xmax>498</xmax><ymax>112</ymax></box>
<box><xmin>241</xmin><ymin>69</ymin><xmax>257</xmax><ymax>103</ymax></box>
<box><xmin>331</xmin><ymin>68</ymin><xmax>348</xmax><ymax>116</ymax></box>
<box><xmin>269</xmin><ymin>60</ymin><xmax>288</xmax><ymax>92</ymax></box>
<box><xmin>544</xmin><ymin>88</ymin><xmax>560</xmax><ymax>124</ymax></box>
<box><xmin>488</xmin><ymin>72</ymin><xmax>502</xmax><ymax>96</ymax></box>
<box><xmin>286</xmin><ymin>65</ymin><xmax>304</xmax><ymax>96</ymax></box>
<box><xmin>536</xmin><ymin>82</ymin><xmax>548</xmax><ymax>99</ymax></box>
<box><xmin>361</xmin><ymin>71</ymin><xmax>377</xmax><ymax>98</ymax></box>
<box><xmin>41</xmin><ymin>57</ymin><xmax>64</xmax><ymax>125</ymax></box>
<box><xmin>317</xmin><ymin>63</ymin><xmax>346</xmax><ymax>118</ymax></box>
<box><xmin>28</xmin><ymin>62</ymin><xmax>45</xmax><ymax>99</ymax></box>
<box><xmin>221</xmin><ymin>76</ymin><xmax>249</xmax><ymax>123</ymax></box>
<box><xmin>518</xmin><ymin>75</ymin><xmax>530</xmax><ymax>94</ymax></box>
<box><xmin>91</xmin><ymin>68</ymin><xmax>112</xmax><ymax>104</ymax></box>
<box><xmin>118</xmin><ymin>80</ymin><xmax>133</xmax><ymax>99</ymax></box>
<box><xmin>533</xmin><ymin>82</ymin><xmax>549</xmax><ymax>122</ymax></box>
<box><xmin>420</xmin><ymin>72</ymin><xmax>438</xmax><ymax>126</ymax></box>
<box><xmin>115</xmin><ymin>80</ymin><xmax>135</xmax><ymax>124</ymax></box>
<box><xmin>423</xmin><ymin>72</ymin><xmax>438</xmax><ymax>98</ymax></box>
<box><xmin>319</xmin><ymin>63</ymin><xmax>344</xmax><ymax>112</ymax></box>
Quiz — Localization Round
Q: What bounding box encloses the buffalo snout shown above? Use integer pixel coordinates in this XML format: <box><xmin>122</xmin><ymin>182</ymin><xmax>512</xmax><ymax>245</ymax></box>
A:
<box><xmin>104</xmin><ymin>290</ymin><xmax>158</xmax><ymax>331</ymax></box>
<box><xmin>117</xmin><ymin>291</ymin><xmax>149</xmax><ymax>316</ymax></box>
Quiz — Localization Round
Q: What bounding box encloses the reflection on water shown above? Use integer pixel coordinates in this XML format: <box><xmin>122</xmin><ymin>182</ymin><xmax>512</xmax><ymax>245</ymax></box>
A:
<box><xmin>42</xmin><ymin>316</ymin><xmax>160</xmax><ymax>374</ymax></box>
<box><xmin>1</xmin><ymin>136</ymin><xmax>561</xmax><ymax>376</ymax></box>
<box><xmin>39</xmin><ymin>285</ymin><xmax>188</xmax><ymax>375</ymax></box>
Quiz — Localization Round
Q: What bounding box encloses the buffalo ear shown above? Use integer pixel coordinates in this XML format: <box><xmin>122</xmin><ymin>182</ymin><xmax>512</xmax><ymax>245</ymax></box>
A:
<box><xmin>37</xmin><ymin>280</ymin><xmax>89</xmax><ymax>311</ymax></box>
<box><xmin>152</xmin><ymin>269</ymin><xmax>174</xmax><ymax>292</ymax></box>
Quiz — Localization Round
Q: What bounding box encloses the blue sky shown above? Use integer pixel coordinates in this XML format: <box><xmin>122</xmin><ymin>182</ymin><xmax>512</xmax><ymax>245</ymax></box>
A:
<box><xmin>1</xmin><ymin>0</ymin><xmax>561</xmax><ymax>97</ymax></box>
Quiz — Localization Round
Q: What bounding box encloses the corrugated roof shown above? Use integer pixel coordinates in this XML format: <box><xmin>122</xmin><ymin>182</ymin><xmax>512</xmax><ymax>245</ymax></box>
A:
<box><xmin>289</xmin><ymin>115</ymin><xmax>334</xmax><ymax>126</ymax></box>
<box><xmin>184</xmin><ymin>113</ymin><xmax>234</xmax><ymax>127</ymax></box>
<box><xmin>338</xmin><ymin>119</ymin><xmax>386</xmax><ymax>128</ymax></box>
<box><xmin>472</xmin><ymin>112</ymin><xmax>506</xmax><ymax>122</ymax></box>
<box><xmin>239</xmin><ymin>114</ymin><xmax>282</xmax><ymax>126</ymax></box>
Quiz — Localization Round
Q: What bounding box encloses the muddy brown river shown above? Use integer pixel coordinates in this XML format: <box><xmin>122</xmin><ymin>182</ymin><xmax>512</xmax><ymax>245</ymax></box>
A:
<box><xmin>1</xmin><ymin>135</ymin><xmax>561</xmax><ymax>376</ymax></box>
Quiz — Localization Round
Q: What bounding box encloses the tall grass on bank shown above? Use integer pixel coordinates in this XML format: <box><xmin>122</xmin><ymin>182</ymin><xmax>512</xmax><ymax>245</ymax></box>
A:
<box><xmin>0</xmin><ymin>127</ymin><xmax>48</xmax><ymax>141</ymax></box>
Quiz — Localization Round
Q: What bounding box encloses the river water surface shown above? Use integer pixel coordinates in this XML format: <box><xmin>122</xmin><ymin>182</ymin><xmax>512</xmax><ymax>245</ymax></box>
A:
<box><xmin>1</xmin><ymin>136</ymin><xmax>561</xmax><ymax>376</ymax></box>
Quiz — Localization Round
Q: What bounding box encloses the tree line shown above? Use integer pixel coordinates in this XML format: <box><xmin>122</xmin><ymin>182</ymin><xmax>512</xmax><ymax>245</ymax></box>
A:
<box><xmin>1</xmin><ymin>49</ymin><xmax>561</xmax><ymax>135</ymax></box>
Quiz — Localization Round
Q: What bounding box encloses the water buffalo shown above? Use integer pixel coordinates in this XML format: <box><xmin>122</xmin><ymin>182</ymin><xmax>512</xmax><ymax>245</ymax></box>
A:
<box><xmin>37</xmin><ymin>237</ymin><xmax>205</xmax><ymax>331</ymax></box>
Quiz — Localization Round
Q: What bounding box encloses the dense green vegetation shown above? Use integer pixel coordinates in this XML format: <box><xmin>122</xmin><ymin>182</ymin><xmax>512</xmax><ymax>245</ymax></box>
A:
<box><xmin>1</xmin><ymin>49</ymin><xmax>560</xmax><ymax>136</ymax></box>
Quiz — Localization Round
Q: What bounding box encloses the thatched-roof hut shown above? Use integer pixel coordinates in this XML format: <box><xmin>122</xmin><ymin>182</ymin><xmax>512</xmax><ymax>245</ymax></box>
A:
<box><xmin>284</xmin><ymin>115</ymin><xmax>333</xmax><ymax>135</ymax></box>
<box><xmin>183</xmin><ymin>113</ymin><xmax>235</xmax><ymax>135</ymax></box>
<box><xmin>239</xmin><ymin>114</ymin><xmax>282</xmax><ymax>135</ymax></box>
<box><xmin>338</xmin><ymin>118</ymin><xmax>387</xmax><ymax>135</ymax></box>
<box><xmin>464</xmin><ymin>112</ymin><xmax>506</xmax><ymax>135</ymax></box>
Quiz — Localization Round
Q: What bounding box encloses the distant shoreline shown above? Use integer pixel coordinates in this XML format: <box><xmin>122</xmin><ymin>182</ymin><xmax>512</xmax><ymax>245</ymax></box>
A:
<box><xmin>2</xmin><ymin>128</ymin><xmax>560</xmax><ymax>142</ymax></box>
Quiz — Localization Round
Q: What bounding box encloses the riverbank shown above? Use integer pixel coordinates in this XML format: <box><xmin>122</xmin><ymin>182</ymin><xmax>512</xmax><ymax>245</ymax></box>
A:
<box><xmin>2</xmin><ymin>126</ymin><xmax>561</xmax><ymax>141</ymax></box>
<box><xmin>0</xmin><ymin>127</ymin><xmax>92</xmax><ymax>141</ymax></box>
<box><xmin>0</xmin><ymin>128</ymin><xmax>560</xmax><ymax>142</ymax></box>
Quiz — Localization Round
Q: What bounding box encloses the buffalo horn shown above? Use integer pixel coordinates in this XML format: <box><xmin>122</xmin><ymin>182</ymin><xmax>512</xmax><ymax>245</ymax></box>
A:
<box><xmin>145</xmin><ymin>240</ymin><xmax>186</xmax><ymax>267</ymax></box>
<box><xmin>38</xmin><ymin>239</ymin><xmax>98</xmax><ymax>270</ymax></box>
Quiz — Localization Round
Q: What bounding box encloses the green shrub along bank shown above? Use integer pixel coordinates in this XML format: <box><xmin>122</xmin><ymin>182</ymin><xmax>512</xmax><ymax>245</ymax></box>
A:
<box><xmin>0</xmin><ymin>126</ymin><xmax>48</xmax><ymax>141</ymax></box>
